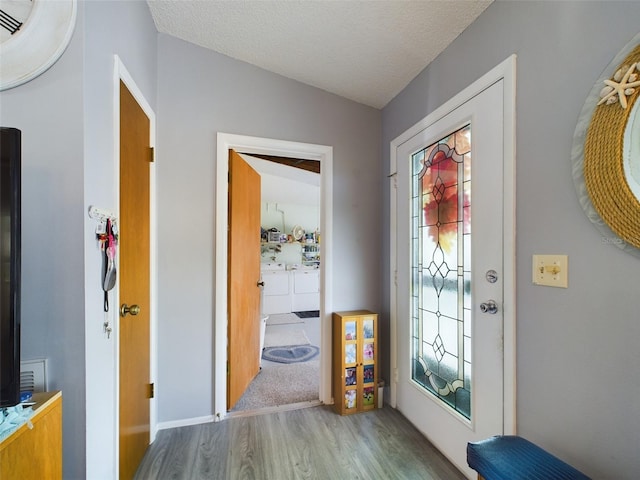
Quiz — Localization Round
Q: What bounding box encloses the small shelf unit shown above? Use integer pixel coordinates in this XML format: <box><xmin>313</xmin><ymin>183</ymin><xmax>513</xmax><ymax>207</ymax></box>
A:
<box><xmin>332</xmin><ymin>310</ymin><xmax>378</xmax><ymax>415</ymax></box>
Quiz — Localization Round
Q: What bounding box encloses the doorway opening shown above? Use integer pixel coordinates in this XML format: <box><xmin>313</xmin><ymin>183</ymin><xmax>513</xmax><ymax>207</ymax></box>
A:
<box><xmin>230</xmin><ymin>153</ymin><xmax>321</xmax><ymax>414</ymax></box>
<box><xmin>214</xmin><ymin>133</ymin><xmax>333</xmax><ymax>420</ymax></box>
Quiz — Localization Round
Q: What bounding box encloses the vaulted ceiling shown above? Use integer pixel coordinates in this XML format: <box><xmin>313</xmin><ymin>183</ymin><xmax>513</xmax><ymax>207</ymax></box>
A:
<box><xmin>147</xmin><ymin>1</ymin><xmax>492</xmax><ymax>109</ymax></box>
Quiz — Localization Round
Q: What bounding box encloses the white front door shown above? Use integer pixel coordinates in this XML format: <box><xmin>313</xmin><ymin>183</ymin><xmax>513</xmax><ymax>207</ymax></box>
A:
<box><xmin>391</xmin><ymin>58</ymin><xmax>516</xmax><ymax>478</ymax></box>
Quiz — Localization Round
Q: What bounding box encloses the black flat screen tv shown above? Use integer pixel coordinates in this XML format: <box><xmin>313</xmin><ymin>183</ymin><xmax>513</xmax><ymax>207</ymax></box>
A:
<box><xmin>0</xmin><ymin>127</ymin><xmax>21</xmax><ymax>408</ymax></box>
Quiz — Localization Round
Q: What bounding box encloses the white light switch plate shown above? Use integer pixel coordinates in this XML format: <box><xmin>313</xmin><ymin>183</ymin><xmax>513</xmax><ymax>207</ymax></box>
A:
<box><xmin>532</xmin><ymin>254</ymin><xmax>568</xmax><ymax>288</ymax></box>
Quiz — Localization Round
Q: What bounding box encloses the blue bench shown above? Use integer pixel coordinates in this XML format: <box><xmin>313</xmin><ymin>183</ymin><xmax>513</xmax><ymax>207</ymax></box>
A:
<box><xmin>467</xmin><ymin>435</ymin><xmax>591</xmax><ymax>480</ymax></box>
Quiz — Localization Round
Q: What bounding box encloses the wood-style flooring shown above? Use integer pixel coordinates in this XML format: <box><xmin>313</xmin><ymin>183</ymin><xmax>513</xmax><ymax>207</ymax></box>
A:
<box><xmin>135</xmin><ymin>404</ymin><xmax>466</xmax><ymax>479</ymax></box>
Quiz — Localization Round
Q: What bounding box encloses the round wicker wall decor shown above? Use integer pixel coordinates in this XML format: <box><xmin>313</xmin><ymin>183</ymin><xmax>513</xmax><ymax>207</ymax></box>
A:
<box><xmin>573</xmin><ymin>33</ymin><xmax>640</xmax><ymax>256</ymax></box>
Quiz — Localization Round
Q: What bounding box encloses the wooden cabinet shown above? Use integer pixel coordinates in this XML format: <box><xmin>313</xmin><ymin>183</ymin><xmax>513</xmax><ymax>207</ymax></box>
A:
<box><xmin>0</xmin><ymin>391</ymin><xmax>62</xmax><ymax>479</ymax></box>
<box><xmin>332</xmin><ymin>311</ymin><xmax>378</xmax><ymax>415</ymax></box>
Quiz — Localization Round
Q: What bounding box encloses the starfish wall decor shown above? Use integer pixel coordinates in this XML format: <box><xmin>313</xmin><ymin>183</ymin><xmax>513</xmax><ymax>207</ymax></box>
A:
<box><xmin>598</xmin><ymin>62</ymin><xmax>640</xmax><ymax>109</ymax></box>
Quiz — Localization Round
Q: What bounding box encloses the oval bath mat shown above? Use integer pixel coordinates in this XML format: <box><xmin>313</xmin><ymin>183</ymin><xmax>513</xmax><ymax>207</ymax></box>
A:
<box><xmin>262</xmin><ymin>345</ymin><xmax>319</xmax><ymax>364</ymax></box>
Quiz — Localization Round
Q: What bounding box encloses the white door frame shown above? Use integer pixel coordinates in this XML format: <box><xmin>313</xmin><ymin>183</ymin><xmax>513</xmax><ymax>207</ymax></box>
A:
<box><xmin>388</xmin><ymin>55</ymin><xmax>517</xmax><ymax>434</ymax></box>
<box><xmin>214</xmin><ymin>133</ymin><xmax>333</xmax><ymax>419</ymax></box>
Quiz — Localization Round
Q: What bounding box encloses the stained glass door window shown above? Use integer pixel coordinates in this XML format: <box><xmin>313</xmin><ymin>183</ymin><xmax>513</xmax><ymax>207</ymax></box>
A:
<box><xmin>411</xmin><ymin>124</ymin><xmax>472</xmax><ymax>419</ymax></box>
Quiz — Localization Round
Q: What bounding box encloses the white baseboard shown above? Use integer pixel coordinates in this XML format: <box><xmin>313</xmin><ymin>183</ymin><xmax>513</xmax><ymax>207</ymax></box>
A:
<box><xmin>156</xmin><ymin>414</ymin><xmax>216</xmax><ymax>431</ymax></box>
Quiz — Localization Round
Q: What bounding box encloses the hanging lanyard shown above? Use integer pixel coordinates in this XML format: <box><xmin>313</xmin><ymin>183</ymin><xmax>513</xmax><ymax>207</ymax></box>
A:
<box><xmin>101</xmin><ymin>219</ymin><xmax>118</xmax><ymax>312</ymax></box>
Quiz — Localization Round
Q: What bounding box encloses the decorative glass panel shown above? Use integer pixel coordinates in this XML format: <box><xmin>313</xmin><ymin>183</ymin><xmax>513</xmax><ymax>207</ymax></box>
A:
<box><xmin>345</xmin><ymin>389</ymin><xmax>357</xmax><ymax>409</ymax></box>
<box><xmin>345</xmin><ymin>344</ymin><xmax>356</xmax><ymax>364</ymax></box>
<box><xmin>363</xmin><ymin>342</ymin><xmax>374</xmax><ymax>361</ymax></box>
<box><xmin>345</xmin><ymin>321</ymin><xmax>356</xmax><ymax>340</ymax></box>
<box><xmin>345</xmin><ymin>367</ymin><xmax>356</xmax><ymax>386</ymax></box>
<box><xmin>410</xmin><ymin>124</ymin><xmax>472</xmax><ymax>419</ymax></box>
<box><xmin>363</xmin><ymin>387</ymin><xmax>375</xmax><ymax>406</ymax></box>
<box><xmin>363</xmin><ymin>318</ymin><xmax>374</xmax><ymax>338</ymax></box>
<box><xmin>364</xmin><ymin>365</ymin><xmax>374</xmax><ymax>383</ymax></box>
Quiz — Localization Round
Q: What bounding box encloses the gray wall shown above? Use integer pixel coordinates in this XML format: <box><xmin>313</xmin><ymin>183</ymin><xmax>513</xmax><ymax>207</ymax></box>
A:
<box><xmin>155</xmin><ymin>34</ymin><xmax>381</xmax><ymax>422</ymax></box>
<box><xmin>0</xmin><ymin>1</ymin><xmax>157</xmax><ymax>477</ymax></box>
<box><xmin>83</xmin><ymin>2</ymin><xmax>157</xmax><ymax>478</ymax></box>
<box><xmin>382</xmin><ymin>2</ymin><xmax>640</xmax><ymax>478</ymax></box>
<box><xmin>5</xmin><ymin>1</ymin><xmax>636</xmax><ymax>477</ymax></box>
<box><xmin>0</xmin><ymin>2</ymin><xmax>380</xmax><ymax>474</ymax></box>
<box><xmin>0</xmin><ymin>5</ymin><xmax>86</xmax><ymax>478</ymax></box>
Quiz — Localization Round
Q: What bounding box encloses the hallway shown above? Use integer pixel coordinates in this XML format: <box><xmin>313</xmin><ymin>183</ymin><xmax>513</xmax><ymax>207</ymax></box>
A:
<box><xmin>135</xmin><ymin>403</ymin><xmax>466</xmax><ymax>479</ymax></box>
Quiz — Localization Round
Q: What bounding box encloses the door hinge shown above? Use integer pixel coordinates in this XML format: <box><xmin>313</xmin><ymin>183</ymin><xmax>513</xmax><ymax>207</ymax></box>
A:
<box><xmin>149</xmin><ymin>147</ymin><xmax>155</xmax><ymax>163</ymax></box>
<box><xmin>149</xmin><ymin>382</ymin><xmax>155</xmax><ymax>399</ymax></box>
<box><xmin>227</xmin><ymin>361</ymin><xmax>230</xmax><ymax>376</ymax></box>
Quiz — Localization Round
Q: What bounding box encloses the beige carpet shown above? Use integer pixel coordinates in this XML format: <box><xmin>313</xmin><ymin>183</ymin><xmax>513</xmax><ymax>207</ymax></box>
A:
<box><xmin>263</xmin><ymin>329</ymin><xmax>310</xmax><ymax>348</ymax></box>
<box><xmin>230</xmin><ymin>360</ymin><xmax>319</xmax><ymax>412</ymax></box>
<box><xmin>266</xmin><ymin>313</ymin><xmax>303</xmax><ymax>325</ymax></box>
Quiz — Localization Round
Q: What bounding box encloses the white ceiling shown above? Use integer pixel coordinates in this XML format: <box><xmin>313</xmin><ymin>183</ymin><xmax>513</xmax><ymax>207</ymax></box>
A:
<box><xmin>147</xmin><ymin>0</ymin><xmax>492</xmax><ymax>109</ymax></box>
<box><xmin>241</xmin><ymin>154</ymin><xmax>320</xmax><ymax>206</ymax></box>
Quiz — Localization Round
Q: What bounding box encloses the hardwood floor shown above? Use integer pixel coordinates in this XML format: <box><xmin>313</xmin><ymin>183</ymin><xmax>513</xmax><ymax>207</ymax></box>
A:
<box><xmin>135</xmin><ymin>404</ymin><xmax>466</xmax><ymax>479</ymax></box>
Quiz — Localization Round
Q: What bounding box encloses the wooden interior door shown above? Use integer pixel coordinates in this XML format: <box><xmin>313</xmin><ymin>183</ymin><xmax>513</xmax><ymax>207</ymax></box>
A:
<box><xmin>227</xmin><ymin>149</ymin><xmax>261</xmax><ymax>409</ymax></box>
<box><xmin>119</xmin><ymin>81</ymin><xmax>151</xmax><ymax>479</ymax></box>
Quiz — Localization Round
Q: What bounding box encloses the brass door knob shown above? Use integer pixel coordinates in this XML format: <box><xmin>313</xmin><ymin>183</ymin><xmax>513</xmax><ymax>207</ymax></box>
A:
<box><xmin>120</xmin><ymin>304</ymin><xmax>141</xmax><ymax>317</ymax></box>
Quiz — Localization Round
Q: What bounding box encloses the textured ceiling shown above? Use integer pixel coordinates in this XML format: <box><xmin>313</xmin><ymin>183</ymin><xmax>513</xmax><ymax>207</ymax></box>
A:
<box><xmin>147</xmin><ymin>1</ymin><xmax>492</xmax><ymax>109</ymax></box>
